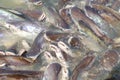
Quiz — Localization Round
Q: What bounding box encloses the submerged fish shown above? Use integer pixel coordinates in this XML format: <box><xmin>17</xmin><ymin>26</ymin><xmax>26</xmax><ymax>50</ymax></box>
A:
<box><xmin>0</xmin><ymin>7</ymin><xmax>43</xmax><ymax>33</ymax></box>
<box><xmin>0</xmin><ymin>0</ymin><xmax>120</xmax><ymax>80</ymax></box>
<box><xmin>24</xmin><ymin>31</ymin><xmax>47</xmax><ymax>61</ymax></box>
<box><xmin>70</xmin><ymin>54</ymin><xmax>95</xmax><ymax>80</ymax></box>
<box><xmin>0</xmin><ymin>69</ymin><xmax>44</xmax><ymax>79</ymax></box>
<box><xmin>100</xmin><ymin>50</ymin><xmax>119</xmax><ymax>71</ymax></box>
<box><xmin>70</xmin><ymin>6</ymin><xmax>112</xmax><ymax>43</ymax></box>
<box><xmin>0</xmin><ymin>55</ymin><xmax>32</xmax><ymax>66</ymax></box>
<box><xmin>43</xmin><ymin>63</ymin><xmax>62</xmax><ymax>80</ymax></box>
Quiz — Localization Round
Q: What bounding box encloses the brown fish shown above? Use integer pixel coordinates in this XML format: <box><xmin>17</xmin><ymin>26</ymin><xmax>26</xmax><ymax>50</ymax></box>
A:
<box><xmin>70</xmin><ymin>7</ymin><xmax>112</xmax><ymax>43</ymax></box>
<box><xmin>111</xmin><ymin>0</ymin><xmax>120</xmax><ymax>11</ymax></box>
<box><xmin>100</xmin><ymin>12</ymin><xmax>118</xmax><ymax>24</ymax></box>
<box><xmin>44</xmin><ymin>31</ymin><xmax>69</xmax><ymax>42</ymax></box>
<box><xmin>70</xmin><ymin>54</ymin><xmax>95</xmax><ymax>80</ymax></box>
<box><xmin>45</xmin><ymin>7</ymin><xmax>70</xmax><ymax>30</ymax></box>
<box><xmin>0</xmin><ymin>55</ymin><xmax>32</xmax><ymax>66</ymax></box>
<box><xmin>100</xmin><ymin>50</ymin><xmax>119</xmax><ymax>71</ymax></box>
<box><xmin>0</xmin><ymin>69</ymin><xmax>43</xmax><ymax>79</ymax></box>
<box><xmin>92</xmin><ymin>4</ymin><xmax>120</xmax><ymax>20</ymax></box>
<box><xmin>59</xmin><ymin>8</ymin><xmax>73</xmax><ymax>25</ymax></box>
<box><xmin>68</xmin><ymin>36</ymin><xmax>82</xmax><ymax>49</ymax></box>
<box><xmin>85</xmin><ymin>6</ymin><xmax>119</xmax><ymax>39</ymax></box>
<box><xmin>19</xmin><ymin>9</ymin><xmax>46</xmax><ymax>21</ymax></box>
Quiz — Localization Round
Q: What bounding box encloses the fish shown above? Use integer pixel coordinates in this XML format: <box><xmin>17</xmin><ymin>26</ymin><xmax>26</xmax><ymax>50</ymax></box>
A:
<box><xmin>0</xmin><ymin>7</ymin><xmax>42</xmax><ymax>34</ymax></box>
<box><xmin>0</xmin><ymin>16</ymin><xmax>40</xmax><ymax>51</ymax></box>
<box><xmin>70</xmin><ymin>54</ymin><xmax>95</xmax><ymax>80</ymax></box>
<box><xmin>24</xmin><ymin>31</ymin><xmax>46</xmax><ymax>61</ymax></box>
<box><xmin>0</xmin><ymin>69</ymin><xmax>44</xmax><ymax>79</ymax></box>
<box><xmin>0</xmin><ymin>55</ymin><xmax>32</xmax><ymax>66</ymax></box>
<box><xmin>43</xmin><ymin>7</ymin><xmax>70</xmax><ymax>30</ymax></box>
<box><xmin>57</xmin><ymin>41</ymin><xmax>73</xmax><ymax>57</ymax></box>
<box><xmin>70</xmin><ymin>6</ymin><xmax>112</xmax><ymax>43</ymax></box>
<box><xmin>92</xmin><ymin>4</ymin><xmax>120</xmax><ymax>20</ymax></box>
<box><xmin>50</xmin><ymin>44</ymin><xmax>66</xmax><ymax>63</ymax></box>
<box><xmin>59</xmin><ymin>8</ymin><xmax>74</xmax><ymax>25</ymax></box>
<box><xmin>44</xmin><ymin>31</ymin><xmax>69</xmax><ymax>42</ymax></box>
<box><xmin>43</xmin><ymin>63</ymin><xmax>61</xmax><ymax>80</ymax></box>
<box><xmin>111</xmin><ymin>0</ymin><xmax>120</xmax><ymax>11</ymax></box>
<box><xmin>85</xmin><ymin>6</ymin><xmax>119</xmax><ymax>39</ymax></box>
<box><xmin>68</xmin><ymin>36</ymin><xmax>83</xmax><ymax>49</ymax></box>
<box><xmin>100</xmin><ymin>50</ymin><xmax>119</xmax><ymax>71</ymax></box>
<box><xmin>0</xmin><ymin>0</ymin><xmax>120</xmax><ymax>80</ymax></box>
<box><xmin>20</xmin><ymin>9</ymin><xmax>46</xmax><ymax>21</ymax></box>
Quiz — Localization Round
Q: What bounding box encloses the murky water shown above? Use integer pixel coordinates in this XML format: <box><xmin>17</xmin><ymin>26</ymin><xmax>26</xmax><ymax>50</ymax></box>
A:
<box><xmin>0</xmin><ymin>0</ymin><xmax>28</xmax><ymax>9</ymax></box>
<box><xmin>0</xmin><ymin>0</ymin><xmax>120</xmax><ymax>80</ymax></box>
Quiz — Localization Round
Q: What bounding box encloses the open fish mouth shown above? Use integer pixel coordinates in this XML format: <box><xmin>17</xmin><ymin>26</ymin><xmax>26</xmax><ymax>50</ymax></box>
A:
<box><xmin>0</xmin><ymin>0</ymin><xmax>120</xmax><ymax>80</ymax></box>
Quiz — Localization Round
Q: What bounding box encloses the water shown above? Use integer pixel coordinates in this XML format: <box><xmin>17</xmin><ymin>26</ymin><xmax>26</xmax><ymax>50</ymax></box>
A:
<box><xmin>0</xmin><ymin>0</ymin><xmax>28</xmax><ymax>9</ymax></box>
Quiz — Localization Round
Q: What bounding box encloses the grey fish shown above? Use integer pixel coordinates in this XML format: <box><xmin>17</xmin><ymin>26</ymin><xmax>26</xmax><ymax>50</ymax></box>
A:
<box><xmin>43</xmin><ymin>63</ymin><xmax>61</xmax><ymax>80</ymax></box>
<box><xmin>0</xmin><ymin>7</ymin><xmax>42</xmax><ymax>33</ymax></box>
<box><xmin>24</xmin><ymin>31</ymin><xmax>46</xmax><ymax>61</ymax></box>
